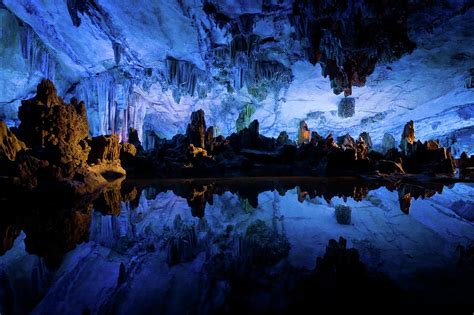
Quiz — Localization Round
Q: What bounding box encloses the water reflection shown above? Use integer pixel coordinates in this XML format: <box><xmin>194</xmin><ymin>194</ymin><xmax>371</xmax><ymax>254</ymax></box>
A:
<box><xmin>0</xmin><ymin>178</ymin><xmax>473</xmax><ymax>313</ymax></box>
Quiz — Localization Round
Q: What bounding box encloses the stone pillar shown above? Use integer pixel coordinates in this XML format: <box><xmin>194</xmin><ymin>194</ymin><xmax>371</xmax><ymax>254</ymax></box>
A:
<box><xmin>297</xmin><ymin>120</ymin><xmax>310</xmax><ymax>145</ymax></box>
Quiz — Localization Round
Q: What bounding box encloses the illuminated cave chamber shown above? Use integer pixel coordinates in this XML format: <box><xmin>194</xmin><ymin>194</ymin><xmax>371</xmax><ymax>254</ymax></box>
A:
<box><xmin>0</xmin><ymin>0</ymin><xmax>473</xmax><ymax>155</ymax></box>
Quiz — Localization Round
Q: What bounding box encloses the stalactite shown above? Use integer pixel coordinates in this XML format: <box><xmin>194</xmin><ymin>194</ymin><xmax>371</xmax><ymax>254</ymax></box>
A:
<box><xmin>165</xmin><ymin>57</ymin><xmax>208</xmax><ymax>103</ymax></box>
<box><xmin>73</xmin><ymin>71</ymin><xmax>149</xmax><ymax>142</ymax></box>
<box><xmin>19</xmin><ymin>23</ymin><xmax>58</xmax><ymax>81</ymax></box>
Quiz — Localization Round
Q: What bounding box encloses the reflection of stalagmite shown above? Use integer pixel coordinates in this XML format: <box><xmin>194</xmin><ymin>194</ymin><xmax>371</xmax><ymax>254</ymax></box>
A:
<box><xmin>400</xmin><ymin>120</ymin><xmax>416</xmax><ymax>156</ymax></box>
<box><xmin>0</xmin><ymin>225</ymin><xmax>20</xmax><ymax>255</ymax></box>
<box><xmin>398</xmin><ymin>189</ymin><xmax>412</xmax><ymax>214</ymax></box>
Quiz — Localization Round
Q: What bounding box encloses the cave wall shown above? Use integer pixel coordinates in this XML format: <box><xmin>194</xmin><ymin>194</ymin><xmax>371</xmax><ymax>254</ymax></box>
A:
<box><xmin>0</xmin><ymin>0</ymin><xmax>473</xmax><ymax>153</ymax></box>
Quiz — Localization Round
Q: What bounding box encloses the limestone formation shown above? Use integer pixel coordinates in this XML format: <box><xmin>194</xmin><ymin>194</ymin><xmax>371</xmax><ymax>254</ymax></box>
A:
<box><xmin>276</xmin><ymin>131</ymin><xmax>292</xmax><ymax>145</ymax></box>
<box><xmin>128</xmin><ymin>127</ymin><xmax>142</xmax><ymax>152</ymax></box>
<box><xmin>335</xmin><ymin>205</ymin><xmax>351</xmax><ymax>225</ymax></box>
<box><xmin>359</xmin><ymin>132</ymin><xmax>373</xmax><ymax>150</ymax></box>
<box><xmin>0</xmin><ymin>79</ymin><xmax>126</xmax><ymax>193</ymax></box>
<box><xmin>18</xmin><ymin>81</ymin><xmax>90</xmax><ymax>168</ymax></box>
<box><xmin>381</xmin><ymin>133</ymin><xmax>396</xmax><ymax>153</ymax></box>
<box><xmin>297</xmin><ymin>120</ymin><xmax>310</xmax><ymax>145</ymax></box>
<box><xmin>205</xmin><ymin>126</ymin><xmax>214</xmax><ymax>151</ymax></box>
<box><xmin>186</xmin><ymin>109</ymin><xmax>206</xmax><ymax>148</ymax></box>
<box><xmin>0</xmin><ymin>121</ymin><xmax>26</xmax><ymax>161</ymax></box>
<box><xmin>88</xmin><ymin>135</ymin><xmax>121</xmax><ymax>164</ymax></box>
<box><xmin>400</xmin><ymin>120</ymin><xmax>416</xmax><ymax>155</ymax></box>
<box><xmin>338</xmin><ymin>97</ymin><xmax>355</xmax><ymax>118</ymax></box>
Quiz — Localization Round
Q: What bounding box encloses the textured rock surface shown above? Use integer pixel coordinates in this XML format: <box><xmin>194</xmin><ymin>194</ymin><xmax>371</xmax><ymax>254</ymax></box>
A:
<box><xmin>88</xmin><ymin>135</ymin><xmax>121</xmax><ymax>165</ymax></box>
<box><xmin>0</xmin><ymin>79</ymin><xmax>125</xmax><ymax>193</ymax></box>
<box><xmin>338</xmin><ymin>97</ymin><xmax>355</xmax><ymax>118</ymax></box>
<box><xmin>297</xmin><ymin>120</ymin><xmax>310</xmax><ymax>145</ymax></box>
<box><xmin>18</xmin><ymin>80</ymin><xmax>90</xmax><ymax>169</ymax></box>
<box><xmin>1</xmin><ymin>1</ymin><xmax>472</xmax><ymax>157</ymax></box>
<box><xmin>0</xmin><ymin>121</ymin><xmax>25</xmax><ymax>161</ymax></box>
<box><xmin>186</xmin><ymin>109</ymin><xmax>206</xmax><ymax>149</ymax></box>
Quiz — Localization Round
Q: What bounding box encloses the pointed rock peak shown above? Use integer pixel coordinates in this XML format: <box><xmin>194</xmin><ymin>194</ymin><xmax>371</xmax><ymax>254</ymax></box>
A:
<box><xmin>35</xmin><ymin>79</ymin><xmax>60</xmax><ymax>106</ymax></box>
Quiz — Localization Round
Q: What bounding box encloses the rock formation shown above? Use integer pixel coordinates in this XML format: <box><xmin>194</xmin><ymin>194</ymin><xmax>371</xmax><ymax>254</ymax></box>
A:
<box><xmin>297</xmin><ymin>120</ymin><xmax>310</xmax><ymax>145</ymax></box>
<box><xmin>400</xmin><ymin>120</ymin><xmax>416</xmax><ymax>156</ymax></box>
<box><xmin>338</xmin><ymin>97</ymin><xmax>355</xmax><ymax>118</ymax></box>
<box><xmin>186</xmin><ymin>109</ymin><xmax>206</xmax><ymax>149</ymax></box>
<box><xmin>381</xmin><ymin>133</ymin><xmax>397</xmax><ymax>153</ymax></box>
<box><xmin>359</xmin><ymin>132</ymin><xmax>372</xmax><ymax>150</ymax></box>
<box><xmin>0</xmin><ymin>121</ymin><xmax>26</xmax><ymax>162</ymax></box>
<box><xmin>0</xmin><ymin>79</ymin><xmax>126</xmax><ymax>194</ymax></box>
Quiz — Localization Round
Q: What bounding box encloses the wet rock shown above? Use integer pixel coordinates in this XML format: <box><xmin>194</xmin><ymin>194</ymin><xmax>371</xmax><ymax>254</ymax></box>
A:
<box><xmin>0</xmin><ymin>121</ymin><xmax>26</xmax><ymax>162</ymax></box>
<box><xmin>338</xmin><ymin>97</ymin><xmax>355</xmax><ymax>118</ymax></box>
<box><xmin>93</xmin><ymin>186</ymin><xmax>122</xmax><ymax>215</ymax></box>
<box><xmin>335</xmin><ymin>205</ymin><xmax>351</xmax><ymax>225</ymax></box>
<box><xmin>186</xmin><ymin>109</ymin><xmax>206</xmax><ymax>148</ymax></box>
<box><xmin>297</xmin><ymin>120</ymin><xmax>310</xmax><ymax>145</ymax></box>
<box><xmin>381</xmin><ymin>133</ymin><xmax>397</xmax><ymax>153</ymax></box>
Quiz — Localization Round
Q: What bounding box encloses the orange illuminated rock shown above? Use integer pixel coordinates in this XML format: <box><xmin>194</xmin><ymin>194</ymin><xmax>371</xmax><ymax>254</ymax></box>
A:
<box><xmin>297</xmin><ymin>120</ymin><xmax>310</xmax><ymax>145</ymax></box>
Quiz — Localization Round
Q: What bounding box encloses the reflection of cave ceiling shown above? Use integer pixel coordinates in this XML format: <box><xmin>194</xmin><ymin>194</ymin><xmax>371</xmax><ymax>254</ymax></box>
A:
<box><xmin>0</xmin><ymin>0</ymin><xmax>473</xmax><ymax>154</ymax></box>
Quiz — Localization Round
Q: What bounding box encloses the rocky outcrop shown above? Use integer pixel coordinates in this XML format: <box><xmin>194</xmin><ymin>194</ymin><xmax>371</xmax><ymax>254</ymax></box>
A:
<box><xmin>0</xmin><ymin>79</ymin><xmax>126</xmax><ymax>194</ymax></box>
<box><xmin>95</xmin><ymin>108</ymin><xmax>463</xmax><ymax>178</ymax></box>
<box><xmin>128</xmin><ymin>128</ymin><xmax>142</xmax><ymax>153</ymax></box>
<box><xmin>297</xmin><ymin>120</ymin><xmax>310</xmax><ymax>145</ymax></box>
<box><xmin>186</xmin><ymin>109</ymin><xmax>206</xmax><ymax>149</ymax></box>
<box><xmin>458</xmin><ymin>152</ymin><xmax>474</xmax><ymax>179</ymax></box>
<box><xmin>18</xmin><ymin>81</ymin><xmax>90</xmax><ymax>170</ymax></box>
<box><xmin>0</xmin><ymin>121</ymin><xmax>26</xmax><ymax>161</ymax></box>
<box><xmin>88</xmin><ymin>135</ymin><xmax>121</xmax><ymax>164</ymax></box>
<box><xmin>400</xmin><ymin>120</ymin><xmax>416</xmax><ymax>156</ymax></box>
<box><xmin>381</xmin><ymin>133</ymin><xmax>397</xmax><ymax>153</ymax></box>
<box><xmin>359</xmin><ymin>132</ymin><xmax>372</xmax><ymax>150</ymax></box>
